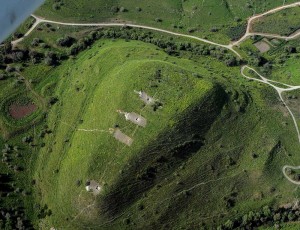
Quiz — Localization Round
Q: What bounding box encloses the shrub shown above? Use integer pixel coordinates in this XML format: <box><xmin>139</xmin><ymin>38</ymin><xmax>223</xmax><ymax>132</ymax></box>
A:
<box><xmin>56</xmin><ymin>36</ymin><xmax>75</xmax><ymax>47</ymax></box>
<box><xmin>52</xmin><ymin>3</ymin><xmax>60</xmax><ymax>10</ymax></box>
<box><xmin>31</xmin><ymin>38</ymin><xmax>40</xmax><ymax>46</ymax></box>
<box><xmin>119</xmin><ymin>7</ymin><xmax>127</xmax><ymax>12</ymax></box>
<box><xmin>111</xmin><ymin>6</ymin><xmax>119</xmax><ymax>13</ymax></box>
<box><xmin>0</xmin><ymin>74</ymin><xmax>6</xmax><ymax>80</ymax></box>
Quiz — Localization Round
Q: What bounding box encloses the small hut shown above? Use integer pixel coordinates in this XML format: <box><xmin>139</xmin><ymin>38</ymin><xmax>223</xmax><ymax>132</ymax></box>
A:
<box><xmin>134</xmin><ymin>90</ymin><xmax>155</xmax><ymax>105</ymax></box>
<box><xmin>85</xmin><ymin>180</ymin><xmax>101</xmax><ymax>195</ymax></box>
<box><xmin>117</xmin><ymin>110</ymin><xmax>147</xmax><ymax>127</ymax></box>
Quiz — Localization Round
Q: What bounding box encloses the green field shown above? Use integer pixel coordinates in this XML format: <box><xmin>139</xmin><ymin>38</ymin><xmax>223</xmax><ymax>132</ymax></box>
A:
<box><xmin>252</xmin><ymin>6</ymin><xmax>300</xmax><ymax>36</ymax></box>
<box><xmin>34</xmin><ymin>0</ymin><xmax>300</xmax><ymax>44</ymax></box>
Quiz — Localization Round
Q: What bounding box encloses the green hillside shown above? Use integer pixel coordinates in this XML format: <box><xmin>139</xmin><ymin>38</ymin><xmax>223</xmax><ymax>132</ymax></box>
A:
<box><xmin>2</xmin><ymin>1</ymin><xmax>300</xmax><ymax>228</ymax></box>
<box><xmin>18</xmin><ymin>40</ymin><xmax>298</xmax><ymax>229</ymax></box>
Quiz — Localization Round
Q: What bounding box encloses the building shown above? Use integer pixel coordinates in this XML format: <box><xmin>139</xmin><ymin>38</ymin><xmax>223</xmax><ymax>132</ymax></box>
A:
<box><xmin>117</xmin><ymin>110</ymin><xmax>147</xmax><ymax>127</ymax></box>
<box><xmin>85</xmin><ymin>180</ymin><xmax>101</xmax><ymax>195</ymax></box>
<box><xmin>135</xmin><ymin>90</ymin><xmax>155</xmax><ymax>105</ymax></box>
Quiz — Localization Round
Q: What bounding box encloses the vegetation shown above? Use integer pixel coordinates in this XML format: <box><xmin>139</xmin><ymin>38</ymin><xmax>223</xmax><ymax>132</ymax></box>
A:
<box><xmin>35</xmin><ymin>0</ymin><xmax>300</xmax><ymax>43</ymax></box>
<box><xmin>239</xmin><ymin>36</ymin><xmax>300</xmax><ymax>85</ymax></box>
<box><xmin>252</xmin><ymin>6</ymin><xmax>300</xmax><ymax>36</ymax></box>
<box><xmin>1</xmin><ymin>0</ymin><xmax>300</xmax><ymax>229</ymax></box>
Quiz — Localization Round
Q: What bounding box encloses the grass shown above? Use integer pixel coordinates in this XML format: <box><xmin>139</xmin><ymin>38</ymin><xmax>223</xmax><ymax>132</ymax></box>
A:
<box><xmin>4</xmin><ymin>39</ymin><xmax>294</xmax><ymax>229</ymax></box>
<box><xmin>251</xmin><ymin>6</ymin><xmax>300</xmax><ymax>36</ymax></box>
<box><xmin>238</xmin><ymin>36</ymin><xmax>300</xmax><ymax>85</ymax></box>
<box><xmin>1</xmin><ymin>1</ymin><xmax>300</xmax><ymax>227</ymax></box>
<box><xmin>33</xmin><ymin>0</ymin><xmax>300</xmax><ymax>44</ymax></box>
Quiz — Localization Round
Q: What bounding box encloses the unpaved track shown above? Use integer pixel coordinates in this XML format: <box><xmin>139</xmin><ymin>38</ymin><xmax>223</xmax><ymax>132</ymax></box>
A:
<box><xmin>233</xmin><ymin>1</ymin><xmax>300</xmax><ymax>46</ymax></box>
<box><xmin>27</xmin><ymin>15</ymin><xmax>241</xmax><ymax>57</ymax></box>
<box><xmin>282</xmin><ymin>165</ymin><xmax>300</xmax><ymax>185</ymax></box>
<box><xmin>241</xmin><ymin>65</ymin><xmax>300</xmax><ymax>141</ymax></box>
<box><xmin>241</xmin><ymin>66</ymin><xmax>300</xmax><ymax>185</ymax></box>
<box><xmin>11</xmin><ymin>17</ymin><xmax>42</xmax><ymax>47</ymax></box>
<box><xmin>10</xmin><ymin>2</ymin><xmax>300</xmax><ymax>186</ymax></box>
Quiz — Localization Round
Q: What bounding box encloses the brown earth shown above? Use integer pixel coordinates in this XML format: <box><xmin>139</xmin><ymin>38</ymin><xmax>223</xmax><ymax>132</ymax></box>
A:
<box><xmin>9</xmin><ymin>103</ymin><xmax>37</xmax><ymax>119</ymax></box>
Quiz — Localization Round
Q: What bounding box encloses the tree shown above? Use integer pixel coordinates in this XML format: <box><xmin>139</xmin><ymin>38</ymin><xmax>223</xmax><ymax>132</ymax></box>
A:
<box><xmin>56</xmin><ymin>36</ymin><xmax>74</xmax><ymax>47</ymax></box>
<box><xmin>273</xmin><ymin>213</ymin><xmax>281</xmax><ymax>222</ymax></box>
<box><xmin>44</xmin><ymin>57</ymin><xmax>54</xmax><ymax>66</ymax></box>
<box><xmin>5</xmin><ymin>65</ymin><xmax>15</xmax><ymax>73</ymax></box>
<box><xmin>263</xmin><ymin>206</ymin><xmax>272</xmax><ymax>217</ymax></box>
<box><xmin>11</xmin><ymin>51</ymin><xmax>25</xmax><ymax>62</ymax></box>
<box><xmin>111</xmin><ymin>6</ymin><xmax>119</xmax><ymax>13</ymax></box>
<box><xmin>52</xmin><ymin>3</ymin><xmax>61</xmax><ymax>10</ymax></box>
<box><xmin>119</xmin><ymin>7</ymin><xmax>127</xmax><ymax>12</ymax></box>
<box><xmin>44</xmin><ymin>52</ymin><xmax>57</xmax><ymax>66</ymax></box>
<box><xmin>3</xmin><ymin>42</ymin><xmax>12</xmax><ymax>54</ymax></box>
<box><xmin>31</xmin><ymin>38</ymin><xmax>40</xmax><ymax>46</ymax></box>
<box><xmin>285</xmin><ymin>45</ymin><xmax>296</xmax><ymax>54</ymax></box>
<box><xmin>0</xmin><ymin>74</ymin><xmax>5</xmax><ymax>80</ymax></box>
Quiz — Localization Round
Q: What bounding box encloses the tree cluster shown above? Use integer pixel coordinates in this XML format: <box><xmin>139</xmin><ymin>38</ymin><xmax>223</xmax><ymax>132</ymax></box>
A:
<box><xmin>67</xmin><ymin>27</ymin><xmax>240</xmax><ymax>67</ymax></box>
<box><xmin>217</xmin><ymin>204</ymin><xmax>300</xmax><ymax>229</ymax></box>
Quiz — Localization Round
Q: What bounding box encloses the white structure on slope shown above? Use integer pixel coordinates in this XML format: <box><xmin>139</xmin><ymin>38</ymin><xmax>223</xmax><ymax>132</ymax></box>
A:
<box><xmin>85</xmin><ymin>180</ymin><xmax>101</xmax><ymax>195</ymax></box>
<box><xmin>117</xmin><ymin>110</ymin><xmax>147</xmax><ymax>127</ymax></box>
<box><xmin>134</xmin><ymin>90</ymin><xmax>155</xmax><ymax>105</ymax></box>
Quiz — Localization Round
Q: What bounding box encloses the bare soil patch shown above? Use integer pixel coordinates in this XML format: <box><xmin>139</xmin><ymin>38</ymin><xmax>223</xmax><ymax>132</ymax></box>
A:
<box><xmin>254</xmin><ymin>40</ymin><xmax>271</xmax><ymax>53</ymax></box>
<box><xmin>9</xmin><ymin>103</ymin><xmax>37</xmax><ymax>119</ymax></box>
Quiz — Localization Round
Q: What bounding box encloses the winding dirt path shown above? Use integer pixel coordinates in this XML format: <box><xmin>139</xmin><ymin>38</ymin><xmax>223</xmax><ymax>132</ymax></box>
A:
<box><xmin>11</xmin><ymin>17</ymin><xmax>42</xmax><ymax>47</ymax></box>
<box><xmin>233</xmin><ymin>1</ymin><xmax>300</xmax><ymax>46</ymax></box>
<box><xmin>241</xmin><ymin>66</ymin><xmax>300</xmax><ymax>185</ymax></box>
<box><xmin>282</xmin><ymin>165</ymin><xmax>300</xmax><ymax>185</ymax></box>
<box><xmin>26</xmin><ymin>15</ymin><xmax>242</xmax><ymax>57</ymax></box>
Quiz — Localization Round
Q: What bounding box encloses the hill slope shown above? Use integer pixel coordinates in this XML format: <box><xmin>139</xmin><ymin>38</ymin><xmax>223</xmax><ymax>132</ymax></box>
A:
<box><xmin>28</xmin><ymin>40</ymin><xmax>300</xmax><ymax>229</ymax></box>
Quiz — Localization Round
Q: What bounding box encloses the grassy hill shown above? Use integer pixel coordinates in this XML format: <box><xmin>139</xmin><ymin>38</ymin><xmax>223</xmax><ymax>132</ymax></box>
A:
<box><xmin>1</xmin><ymin>1</ymin><xmax>300</xmax><ymax>229</ymax></box>
<box><xmin>16</xmin><ymin>39</ymin><xmax>298</xmax><ymax>229</ymax></box>
<box><xmin>35</xmin><ymin>0</ymin><xmax>300</xmax><ymax>44</ymax></box>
